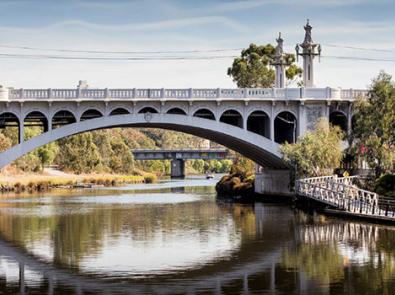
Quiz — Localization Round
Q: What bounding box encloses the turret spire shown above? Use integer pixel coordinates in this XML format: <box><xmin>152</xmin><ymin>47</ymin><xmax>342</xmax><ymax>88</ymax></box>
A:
<box><xmin>271</xmin><ymin>32</ymin><xmax>288</xmax><ymax>88</ymax></box>
<box><xmin>296</xmin><ymin>19</ymin><xmax>321</xmax><ymax>88</ymax></box>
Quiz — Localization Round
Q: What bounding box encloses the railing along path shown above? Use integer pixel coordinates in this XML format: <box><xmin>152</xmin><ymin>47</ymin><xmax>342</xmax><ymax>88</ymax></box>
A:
<box><xmin>296</xmin><ymin>176</ymin><xmax>395</xmax><ymax>220</ymax></box>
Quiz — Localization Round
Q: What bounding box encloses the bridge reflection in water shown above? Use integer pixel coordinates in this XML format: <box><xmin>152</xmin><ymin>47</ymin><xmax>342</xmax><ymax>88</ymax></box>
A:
<box><xmin>0</xmin><ymin>189</ymin><xmax>395</xmax><ymax>294</ymax></box>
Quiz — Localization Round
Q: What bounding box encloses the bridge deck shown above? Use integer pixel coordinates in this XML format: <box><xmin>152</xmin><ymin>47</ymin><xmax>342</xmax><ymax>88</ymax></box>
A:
<box><xmin>132</xmin><ymin>149</ymin><xmax>231</xmax><ymax>160</ymax></box>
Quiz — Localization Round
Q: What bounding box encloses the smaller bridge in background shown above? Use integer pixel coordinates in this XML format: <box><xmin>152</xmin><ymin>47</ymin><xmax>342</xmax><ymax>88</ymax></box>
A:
<box><xmin>133</xmin><ymin>149</ymin><xmax>231</xmax><ymax>178</ymax></box>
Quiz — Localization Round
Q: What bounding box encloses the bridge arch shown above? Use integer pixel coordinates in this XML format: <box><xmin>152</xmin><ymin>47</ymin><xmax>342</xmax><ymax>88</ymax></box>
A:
<box><xmin>167</xmin><ymin>107</ymin><xmax>187</xmax><ymax>115</ymax></box>
<box><xmin>247</xmin><ymin>110</ymin><xmax>270</xmax><ymax>139</ymax></box>
<box><xmin>109</xmin><ymin>108</ymin><xmax>130</xmax><ymax>116</ymax></box>
<box><xmin>0</xmin><ymin>114</ymin><xmax>287</xmax><ymax>169</ymax></box>
<box><xmin>80</xmin><ymin>109</ymin><xmax>103</xmax><ymax>121</ymax></box>
<box><xmin>220</xmin><ymin>109</ymin><xmax>243</xmax><ymax>128</ymax></box>
<box><xmin>329</xmin><ymin>111</ymin><xmax>348</xmax><ymax>133</ymax></box>
<box><xmin>138</xmin><ymin>106</ymin><xmax>159</xmax><ymax>114</ymax></box>
<box><xmin>0</xmin><ymin>111</ymin><xmax>20</xmax><ymax>127</ymax></box>
<box><xmin>0</xmin><ymin>112</ymin><xmax>20</xmax><ymax>144</ymax></box>
<box><xmin>52</xmin><ymin>110</ymin><xmax>77</xmax><ymax>128</ymax></box>
<box><xmin>274</xmin><ymin>111</ymin><xmax>297</xmax><ymax>144</ymax></box>
<box><xmin>193</xmin><ymin>108</ymin><xmax>216</xmax><ymax>121</ymax></box>
<box><xmin>24</xmin><ymin>111</ymin><xmax>49</xmax><ymax>132</ymax></box>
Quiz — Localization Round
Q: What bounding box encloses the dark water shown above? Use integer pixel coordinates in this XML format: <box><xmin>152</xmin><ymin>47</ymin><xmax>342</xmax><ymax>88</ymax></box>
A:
<box><xmin>0</xmin><ymin>176</ymin><xmax>394</xmax><ymax>294</ymax></box>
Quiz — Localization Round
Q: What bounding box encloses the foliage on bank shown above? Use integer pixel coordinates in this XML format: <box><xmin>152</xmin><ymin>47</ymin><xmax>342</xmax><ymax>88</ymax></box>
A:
<box><xmin>281</xmin><ymin>118</ymin><xmax>343</xmax><ymax>178</ymax></box>
<box><xmin>215</xmin><ymin>157</ymin><xmax>255</xmax><ymax>198</ymax></box>
<box><xmin>351</xmin><ymin>71</ymin><xmax>395</xmax><ymax>178</ymax></box>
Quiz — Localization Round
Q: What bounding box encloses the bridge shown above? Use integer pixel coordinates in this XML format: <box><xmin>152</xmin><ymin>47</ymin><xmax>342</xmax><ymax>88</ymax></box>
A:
<box><xmin>0</xmin><ymin>21</ymin><xmax>369</xmax><ymax>195</ymax></box>
<box><xmin>132</xmin><ymin>149</ymin><xmax>230</xmax><ymax>178</ymax></box>
<box><xmin>296</xmin><ymin>176</ymin><xmax>395</xmax><ymax>223</ymax></box>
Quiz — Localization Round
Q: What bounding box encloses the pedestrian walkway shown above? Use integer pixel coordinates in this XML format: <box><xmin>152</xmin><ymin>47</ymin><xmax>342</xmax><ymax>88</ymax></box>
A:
<box><xmin>296</xmin><ymin>175</ymin><xmax>395</xmax><ymax>222</ymax></box>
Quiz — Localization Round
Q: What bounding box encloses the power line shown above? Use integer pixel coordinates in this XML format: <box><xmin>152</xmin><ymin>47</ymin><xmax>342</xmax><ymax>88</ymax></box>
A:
<box><xmin>0</xmin><ymin>53</ymin><xmax>238</xmax><ymax>60</ymax></box>
<box><xmin>0</xmin><ymin>44</ymin><xmax>243</xmax><ymax>54</ymax></box>
<box><xmin>323</xmin><ymin>43</ymin><xmax>395</xmax><ymax>53</ymax></box>
<box><xmin>0</xmin><ymin>52</ymin><xmax>394</xmax><ymax>62</ymax></box>
<box><xmin>322</xmin><ymin>55</ymin><xmax>395</xmax><ymax>62</ymax></box>
<box><xmin>1</xmin><ymin>42</ymin><xmax>395</xmax><ymax>55</ymax></box>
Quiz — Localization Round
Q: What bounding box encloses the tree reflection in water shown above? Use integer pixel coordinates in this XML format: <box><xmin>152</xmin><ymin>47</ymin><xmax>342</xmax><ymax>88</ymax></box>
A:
<box><xmin>0</xmin><ymin>182</ymin><xmax>394</xmax><ymax>294</ymax></box>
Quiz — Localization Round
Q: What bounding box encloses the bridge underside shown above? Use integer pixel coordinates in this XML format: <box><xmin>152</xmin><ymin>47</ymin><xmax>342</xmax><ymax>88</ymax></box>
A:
<box><xmin>0</xmin><ymin>114</ymin><xmax>288</xmax><ymax>170</ymax></box>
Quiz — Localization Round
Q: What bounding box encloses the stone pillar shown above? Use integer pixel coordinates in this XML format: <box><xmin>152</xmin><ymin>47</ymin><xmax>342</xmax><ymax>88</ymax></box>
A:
<box><xmin>254</xmin><ymin>169</ymin><xmax>292</xmax><ymax>196</ymax></box>
<box><xmin>19</xmin><ymin>262</ymin><xmax>25</xmax><ymax>295</ymax></box>
<box><xmin>19</xmin><ymin>123</ymin><xmax>24</xmax><ymax>144</ymax></box>
<box><xmin>270</xmin><ymin>104</ymin><xmax>275</xmax><ymax>141</ymax></box>
<box><xmin>297</xmin><ymin>103</ymin><xmax>306</xmax><ymax>137</ymax></box>
<box><xmin>171</xmin><ymin>159</ymin><xmax>185</xmax><ymax>178</ymax></box>
<box><xmin>347</xmin><ymin>103</ymin><xmax>353</xmax><ymax>136</ymax></box>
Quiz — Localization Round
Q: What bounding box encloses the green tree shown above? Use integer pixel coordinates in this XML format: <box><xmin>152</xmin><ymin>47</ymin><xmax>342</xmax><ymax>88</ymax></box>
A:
<box><xmin>227</xmin><ymin>43</ymin><xmax>302</xmax><ymax>88</ymax></box>
<box><xmin>36</xmin><ymin>142</ymin><xmax>59</xmax><ymax>170</ymax></box>
<box><xmin>56</xmin><ymin>133</ymin><xmax>101</xmax><ymax>174</ymax></box>
<box><xmin>281</xmin><ymin>118</ymin><xmax>343</xmax><ymax>177</ymax></box>
<box><xmin>109</xmin><ymin>139</ymin><xmax>134</xmax><ymax>174</ymax></box>
<box><xmin>352</xmin><ymin>71</ymin><xmax>395</xmax><ymax>177</ymax></box>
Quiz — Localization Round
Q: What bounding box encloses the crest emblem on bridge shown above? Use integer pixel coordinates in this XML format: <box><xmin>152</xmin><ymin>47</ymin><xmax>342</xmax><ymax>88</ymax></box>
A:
<box><xmin>144</xmin><ymin>112</ymin><xmax>153</xmax><ymax>122</ymax></box>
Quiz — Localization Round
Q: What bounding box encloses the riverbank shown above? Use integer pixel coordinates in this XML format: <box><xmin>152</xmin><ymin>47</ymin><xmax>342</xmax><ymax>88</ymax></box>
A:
<box><xmin>0</xmin><ymin>172</ymin><xmax>157</xmax><ymax>193</ymax></box>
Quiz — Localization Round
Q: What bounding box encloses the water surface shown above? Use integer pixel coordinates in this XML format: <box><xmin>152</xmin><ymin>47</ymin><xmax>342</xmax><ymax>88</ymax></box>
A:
<box><xmin>0</xmin><ymin>176</ymin><xmax>394</xmax><ymax>294</ymax></box>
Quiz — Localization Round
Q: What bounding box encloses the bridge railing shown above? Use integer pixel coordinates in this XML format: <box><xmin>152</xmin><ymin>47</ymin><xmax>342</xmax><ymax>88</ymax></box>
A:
<box><xmin>296</xmin><ymin>176</ymin><xmax>395</xmax><ymax>219</ymax></box>
<box><xmin>6</xmin><ymin>87</ymin><xmax>369</xmax><ymax>100</ymax></box>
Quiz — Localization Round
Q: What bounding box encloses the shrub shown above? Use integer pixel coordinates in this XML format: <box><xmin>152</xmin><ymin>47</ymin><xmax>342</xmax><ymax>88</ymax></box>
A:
<box><xmin>374</xmin><ymin>174</ymin><xmax>395</xmax><ymax>198</ymax></box>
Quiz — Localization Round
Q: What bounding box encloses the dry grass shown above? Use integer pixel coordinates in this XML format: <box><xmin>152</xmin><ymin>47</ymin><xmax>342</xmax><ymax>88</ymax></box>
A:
<box><xmin>0</xmin><ymin>172</ymin><xmax>157</xmax><ymax>193</ymax></box>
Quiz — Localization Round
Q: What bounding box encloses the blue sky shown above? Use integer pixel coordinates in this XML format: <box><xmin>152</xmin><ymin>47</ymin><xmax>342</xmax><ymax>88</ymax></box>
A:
<box><xmin>0</xmin><ymin>0</ymin><xmax>394</xmax><ymax>88</ymax></box>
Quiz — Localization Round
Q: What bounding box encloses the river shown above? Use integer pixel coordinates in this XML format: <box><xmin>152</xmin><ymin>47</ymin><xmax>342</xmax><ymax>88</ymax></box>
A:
<box><xmin>0</xmin><ymin>176</ymin><xmax>394</xmax><ymax>294</ymax></box>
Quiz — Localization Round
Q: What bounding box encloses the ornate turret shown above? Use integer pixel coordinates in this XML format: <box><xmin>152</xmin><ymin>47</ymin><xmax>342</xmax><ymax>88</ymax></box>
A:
<box><xmin>295</xmin><ymin>19</ymin><xmax>321</xmax><ymax>88</ymax></box>
<box><xmin>271</xmin><ymin>32</ymin><xmax>289</xmax><ymax>88</ymax></box>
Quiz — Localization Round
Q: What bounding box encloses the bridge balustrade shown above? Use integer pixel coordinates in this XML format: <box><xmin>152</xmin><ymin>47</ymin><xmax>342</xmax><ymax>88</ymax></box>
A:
<box><xmin>6</xmin><ymin>87</ymin><xmax>369</xmax><ymax>100</ymax></box>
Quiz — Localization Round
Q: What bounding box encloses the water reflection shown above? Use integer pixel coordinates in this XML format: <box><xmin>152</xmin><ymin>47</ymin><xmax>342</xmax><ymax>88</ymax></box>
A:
<box><xmin>0</xmin><ymin>178</ymin><xmax>394</xmax><ymax>294</ymax></box>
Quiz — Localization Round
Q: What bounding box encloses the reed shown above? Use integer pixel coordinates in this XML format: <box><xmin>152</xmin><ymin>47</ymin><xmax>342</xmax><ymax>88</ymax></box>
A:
<box><xmin>0</xmin><ymin>172</ymin><xmax>156</xmax><ymax>194</ymax></box>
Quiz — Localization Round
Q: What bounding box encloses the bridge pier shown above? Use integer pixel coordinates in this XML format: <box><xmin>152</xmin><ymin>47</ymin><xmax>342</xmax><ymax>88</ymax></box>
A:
<box><xmin>171</xmin><ymin>159</ymin><xmax>185</xmax><ymax>178</ymax></box>
<box><xmin>254</xmin><ymin>169</ymin><xmax>292</xmax><ymax>197</ymax></box>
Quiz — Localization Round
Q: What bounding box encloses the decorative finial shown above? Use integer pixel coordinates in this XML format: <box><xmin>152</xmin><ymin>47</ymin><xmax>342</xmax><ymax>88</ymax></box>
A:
<box><xmin>307</xmin><ymin>18</ymin><xmax>310</xmax><ymax>25</ymax></box>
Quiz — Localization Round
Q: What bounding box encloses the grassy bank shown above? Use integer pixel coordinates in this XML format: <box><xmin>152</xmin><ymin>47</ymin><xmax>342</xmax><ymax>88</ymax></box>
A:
<box><xmin>0</xmin><ymin>173</ymin><xmax>157</xmax><ymax>193</ymax></box>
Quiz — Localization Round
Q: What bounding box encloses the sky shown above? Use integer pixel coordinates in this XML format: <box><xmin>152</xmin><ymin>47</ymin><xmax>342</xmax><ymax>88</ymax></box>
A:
<box><xmin>0</xmin><ymin>0</ymin><xmax>394</xmax><ymax>89</ymax></box>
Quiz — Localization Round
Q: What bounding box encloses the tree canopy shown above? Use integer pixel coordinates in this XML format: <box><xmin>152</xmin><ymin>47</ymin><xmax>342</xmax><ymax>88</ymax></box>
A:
<box><xmin>281</xmin><ymin>118</ymin><xmax>343</xmax><ymax>177</ymax></box>
<box><xmin>227</xmin><ymin>43</ymin><xmax>302</xmax><ymax>88</ymax></box>
<box><xmin>352</xmin><ymin>71</ymin><xmax>395</xmax><ymax>176</ymax></box>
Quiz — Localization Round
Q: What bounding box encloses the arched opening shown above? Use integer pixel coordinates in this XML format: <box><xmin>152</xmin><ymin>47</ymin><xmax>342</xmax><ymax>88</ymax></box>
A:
<box><xmin>220</xmin><ymin>110</ymin><xmax>243</xmax><ymax>128</ymax></box>
<box><xmin>138</xmin><ymin>107</ymin><xmax>158</xmax><ymax>114</ymax></box>
<box><xmin>0</xmin><ymin>112</ymin><xmax>20</xmax><ymax>146</ymax></box>
<box><xmin>193</xmin><ymin>109</ymin><xmax>215</xmax><ymax>121</ymax></box>
<box><xmin>52</xmin><ymin>111</ymin><xmax>76</xmax><ymax>128</ymax></box>
<box><xmin>110</xmin><ymin>108</ymin><xmax>130</xmax><ymax>116</ymax></box>
<box><xmin>329</xmin><ymin>111</ymin><xmax>347</xmax><ymax>133</ymax></box>
<box><xmin>166</xmin><ymin>108</ymin><xmax>186</xmax><ymax>115</ymax></box>
<box><xmin>0</xmin><ymin>115</ymin><xmax>287</xmax><ymax>170</ymax></box>
<box><xmin>274</xmin><ymin>112</ymin><xmax>297</xmax><ymax>144</ymax></box>
<box><xmin>80</xmin><ymin>109</ymin><xmax>103</xmax><ymax>121</ymax></box>
<box><xmin>24</xmin><ymin>111</ymin><xmax>49</xmax><ymax>134</ymax></box>
<box><xmin>247</xmin><ymin>111</ymin><xmax>270</xmax><ymax>138</ymax></box>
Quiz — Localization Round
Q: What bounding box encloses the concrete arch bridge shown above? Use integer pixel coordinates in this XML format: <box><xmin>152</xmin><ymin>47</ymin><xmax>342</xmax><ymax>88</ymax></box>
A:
<box><xmin>0</xmin><ymin>86</ymin><xmax>366</xmax><ymax>195</ymax></box>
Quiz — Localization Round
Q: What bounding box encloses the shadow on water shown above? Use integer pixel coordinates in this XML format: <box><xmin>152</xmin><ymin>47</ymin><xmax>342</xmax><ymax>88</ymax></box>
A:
<box><xmin>0</xmin><ymin>177</ymin><xmax>394</xmax><ymax>294</ymax></box>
